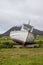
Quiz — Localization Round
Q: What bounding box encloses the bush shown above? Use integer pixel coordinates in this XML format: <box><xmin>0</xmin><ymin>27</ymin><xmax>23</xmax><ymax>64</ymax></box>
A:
<box><xmin>0</xmin><ymin>37</ymin><xmax>16</xmax><ymax>48</ymax></box>
<box><xmin>0</xmin><ymin>41</ymin><xmax>12</xmax><ymax>48</ymax></box>
<box><xmin>35</xmin><ymin>40</ymin><xmax>43</xmax><ymax>48</ymax></box>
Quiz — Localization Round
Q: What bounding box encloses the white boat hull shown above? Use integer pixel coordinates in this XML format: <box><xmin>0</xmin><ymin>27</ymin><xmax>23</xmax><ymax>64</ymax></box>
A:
<box><xmin>10</xmin><ymin>31</ymin><xmax>34</xmax><ymax>44</ymax></box>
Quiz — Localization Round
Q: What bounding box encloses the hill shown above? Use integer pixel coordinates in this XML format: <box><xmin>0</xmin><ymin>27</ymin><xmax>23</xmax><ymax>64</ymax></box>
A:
<box><xmin>0</xmin><ymin>26</ymin><xmax>43</xmax><ymax>37</ymax></box>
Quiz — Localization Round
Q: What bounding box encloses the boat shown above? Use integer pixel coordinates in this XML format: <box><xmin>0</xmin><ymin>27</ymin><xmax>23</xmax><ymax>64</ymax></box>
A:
<box><xmin>10</xmin><ymin>22</ymin><xmax>35</xmax><ymax>45</ymax></box>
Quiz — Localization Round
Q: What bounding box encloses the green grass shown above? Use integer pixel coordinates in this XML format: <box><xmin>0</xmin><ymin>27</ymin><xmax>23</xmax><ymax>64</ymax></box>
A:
<box><xmin>0</xmin><ymin>48</ymin><xmax>43</xmax><ymax>65</ymax></box>
<box><xmin>0</xmin><ymin>36</ymin><xmax>43</xmax><ymax>65</ymax></box>
<box><xmin>34</xmin><ymin>35</ymin><xmax>43</xmax><ymax>42</ymax></box>
<box><xmin>0</xmin><ymin>36</ymin><xmax>15</xmax><ymax>44</ymax></box>
<box><xmin>34</xmin><ymin>36</ymin><xmax>43</xmax><ymax>47</ymax></box>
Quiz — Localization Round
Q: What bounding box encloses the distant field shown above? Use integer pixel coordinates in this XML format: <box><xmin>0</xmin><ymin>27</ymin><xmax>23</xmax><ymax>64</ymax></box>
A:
<box><xmin>34</xmin><ymin>35</ymin><xmax>43</xmax><ymax>41</ymax></box>
<box><xmin>0</xmin><ymin>48</ymin><xmax>43</xmax><ymax>65</ymax></box>
<box><xmin>34</xmin><ymin>36</ymin><xmax>43</xmax><ymax>47</ymax></box>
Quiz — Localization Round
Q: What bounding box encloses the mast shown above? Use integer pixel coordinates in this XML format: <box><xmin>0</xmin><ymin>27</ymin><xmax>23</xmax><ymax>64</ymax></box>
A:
<box><xmin>28</xmin><ymin>20</ymin><xmax>30</xmax><ymax>25</ymax></box>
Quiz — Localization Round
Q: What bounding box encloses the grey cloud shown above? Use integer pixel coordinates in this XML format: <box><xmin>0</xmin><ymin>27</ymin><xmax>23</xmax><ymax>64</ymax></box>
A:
<box><xmin>0</xmin><ymin>0</ymin><xmax>43</xmax><ymax>33</ymax></box>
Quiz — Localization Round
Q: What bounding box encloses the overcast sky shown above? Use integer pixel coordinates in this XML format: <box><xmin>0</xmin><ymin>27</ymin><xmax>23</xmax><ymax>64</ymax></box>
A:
<box><xmin>0</xmin><ymin>0</ymin><xmax>43</xmax><ymax>34</ymax></box>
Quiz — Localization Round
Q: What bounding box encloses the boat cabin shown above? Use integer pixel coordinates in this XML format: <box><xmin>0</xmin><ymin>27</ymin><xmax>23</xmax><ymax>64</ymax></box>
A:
<box><xmin>21</xmin><ymin>24</ymin><xmax>34</xmax><ymax>32</ymax></box>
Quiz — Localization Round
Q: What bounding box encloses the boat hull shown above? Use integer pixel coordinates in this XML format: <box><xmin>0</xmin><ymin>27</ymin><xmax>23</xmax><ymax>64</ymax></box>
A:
<box><xmin>10</xmin><ymin>31</ymin><xmax>34</xmax><ymax>44</ymax></box>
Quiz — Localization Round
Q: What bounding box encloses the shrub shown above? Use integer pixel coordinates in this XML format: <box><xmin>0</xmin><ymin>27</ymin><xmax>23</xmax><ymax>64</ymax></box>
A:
<box><xmin>0</xmin><ymin>36</ymin><xmax>16</xmax><ymax>48</ymax></box>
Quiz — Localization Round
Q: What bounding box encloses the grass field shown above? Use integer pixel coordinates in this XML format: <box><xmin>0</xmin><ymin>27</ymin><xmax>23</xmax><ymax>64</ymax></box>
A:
<box><xmin>0</xmin><ymin>48</ymin><xmax>43</xmax><ymax>65</ymax></box>
<box><xmin>0</xmin><ymin>36</ymin><xmax>43</xmax><ymax>65</ymax></box>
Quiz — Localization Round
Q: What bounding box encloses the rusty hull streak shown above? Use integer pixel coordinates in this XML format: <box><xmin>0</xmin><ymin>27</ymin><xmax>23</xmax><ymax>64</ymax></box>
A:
<box><xmin>12</xmin><ymin>39</ymin><xmax>34</xmax><ymax>45</ymax></box>
<box><xmin>13</xmin><ymin>39</ymin><xmax>25</xmax><ymax>45</ymax></box>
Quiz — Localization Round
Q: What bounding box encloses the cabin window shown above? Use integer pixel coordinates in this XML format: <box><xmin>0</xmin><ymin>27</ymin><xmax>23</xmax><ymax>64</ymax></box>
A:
<box><xmin>23</xmin><ymin>25</ymin><xmax>31</xmax><ymax>31</ymax></box>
